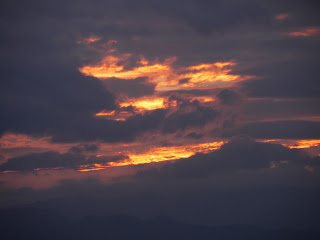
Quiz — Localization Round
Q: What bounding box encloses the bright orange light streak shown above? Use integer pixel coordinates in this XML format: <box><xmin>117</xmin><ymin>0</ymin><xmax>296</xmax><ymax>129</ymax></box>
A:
<box><xmin>286</xmin><ymin>140</ymin><xmax>320</xmax><ymax>149</ymax></box>
<box><xmin>190</xmin><ymin>96</ymin><xmax>215</xmax><ymax>103</ymax></box>
<box><xmin>95</xmin><ymin>110</ymin><xmax>116</xmax><ymax>116</ymax></box>
<box><xmin>78</xmin><ymin>164</ymin><xmax>109</xmax><ymax>172</ymax></box>
<box><xmin>114</xmin><ymin>118</ymin><xmax>126</xmax><ymax>121</ymax></box>
<box><xmin>109</xmin><ymin>141</ymin><xmax>225</xmax><ymax>167</ymax></box>
<box><xmin>258</xmin><ymin>139</ymin><xmax>320</xmax><ymax>149</ymax></box>
<box><xmin>120</xmin><ymin>97</ymin><xmax>166</xmax><ymax>110</ymax></box>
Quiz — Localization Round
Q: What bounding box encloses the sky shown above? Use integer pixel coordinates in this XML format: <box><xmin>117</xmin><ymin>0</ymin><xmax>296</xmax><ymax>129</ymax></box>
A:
<box><xmin>1</xmin><ymin>0</ymin><xmax>320</xmax><ymax>230</ymax></box>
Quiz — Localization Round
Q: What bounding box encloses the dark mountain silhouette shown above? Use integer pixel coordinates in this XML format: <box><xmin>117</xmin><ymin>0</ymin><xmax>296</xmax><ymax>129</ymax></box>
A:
<box><xmin>1</xmin><ymin>208</ymin><xmax>319</xmax><ymax>240</ymax></box>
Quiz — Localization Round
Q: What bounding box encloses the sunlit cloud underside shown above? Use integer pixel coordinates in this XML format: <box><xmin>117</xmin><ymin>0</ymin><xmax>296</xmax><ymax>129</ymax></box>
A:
<box><xmin>79</xmin><ymin>43</ymin><xmax>252</xmax><ymax>91</ymax></box>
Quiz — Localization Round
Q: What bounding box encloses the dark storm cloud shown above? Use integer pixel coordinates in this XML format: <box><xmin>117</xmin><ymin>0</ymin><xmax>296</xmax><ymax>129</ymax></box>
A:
<box><xmin>223</xmin><ymin>120</ymin><xmax>320</xmax><ymax>139</ymax></box>
<box><xmin>217</xmin><ymin>89</ymin><xmax>242</xmax><ymax>105</ymax></box>
<box><xmin>0</xmin><ymin>64</ymin><xmax>116</xmax><ymax>138</ymax></box>
<box><xmin>185</xmin><ymin>132</ymin><xmax>204</xmax><ymax>139</ymax></box>
<box><xmin>103</xmin><ymin>77</ymin><xmax>155</xmax><ymax>98</ymax></box>
<box><xmin>48</xmin><ymin>109</ymin><xmax>166</xmax><ymax>142</ymax></box>
<box><xmin>239</xmin><ymin>54</ymin><xmax>320</xmax><ymax>99</ymax></box>
<box><xmin>0</xmin><ymin>1</ymin><xmax>118</xmax><ymax>140</ymax></box>
<box><xmin>0</xmin><ymin>150</ymin><xmax>126</xmax><ymax>172</ymax></box>
<box><xmin>139</xmin><ymin>136</ymin><xmax>316</xmax><ymax>179</ymax></box>
<box><xmin>68</xmin><ymin>144</ymin><xmax>99</xmax><ymax>154</ymax></box>
<box><xmin>50</xmin><ymin>96</ymin><xmax>223</xmax><ymax>142</ymax></box>
<box><xmin>242</xmin><ymin>98</ymin><xmax>320</xmax><ymax>121</ymax></box>
<box><xmin>162</xmin><ymin>97</ymin><xmax>220</xmax><ymax>133</ymax></box>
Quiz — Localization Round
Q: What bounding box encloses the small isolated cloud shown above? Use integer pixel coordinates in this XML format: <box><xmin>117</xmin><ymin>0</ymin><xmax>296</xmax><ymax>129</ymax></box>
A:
<box><xmin>274</xmin><ymin>13</ymin><xmax>289</xmax><ymax>20</ymax></box>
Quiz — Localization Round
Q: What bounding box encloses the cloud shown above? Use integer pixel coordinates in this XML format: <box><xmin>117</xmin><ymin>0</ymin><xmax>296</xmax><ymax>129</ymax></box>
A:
<box><xmin>185</xmin><ymin>132</ymin><xmax>204</xmax><ymax>139</ymax></box>
<box><xmin>1</xmin><ymin>0</ymin><xmax>319</xmax><ymax>144</ymax></box>
<box><xmin>287</xmin><ymin>27</ymin><xmax>320</xmax><ymax>37</ymax></box>
<box><xmin>238</xmin><ymin>50</ymin><xmax>320</xmax><ymax>99</ymax></box>
<box><xmin>162</xmin><ymin>98</ymin><xmax>220</xmax><ymax>133</ymax></box>
<box><xmin>1</xmin><ymin>138</ymin><xmax>320</xmax><ymax>228</ymax></box>
<box><xmin>216</xmin><ymin>89</ymin><xmax>242</xmax><ymax>105</ymax></box>
<box><xmin>138</xmin><ymin>136</ymin><xmax>317</xmax><ymax>179</ymax></box>
<box><xmin>1</xmin><ymin>0</ymin><xmax>320</xmax><ymax>231</ymax></box>
<box><xmin>242</xmin><ymin>98</ymin><xmax>320</xmax><ymax>122</ymax></box>
<box><xmin>0</xmin><ymin>150</ymin><xmax>126</xmax><ymax>172</ymax></box>
<box><xmin>68</xmin><ymin>144</ymin><xmax>99</xmax><ymax>154</ymax></box>
<box><xmin>223</xmin><ymin>121</ymin><xmax>320</xmax><ymax>139</ymax></box>
<box><xmin>104</xmin><ymin>77</ymin><xmax>156</xmax><ymax>98</ymax></box>
<box><xmin>274</xmin><ymin>13</ymin><xmax>289</xmax><ymax>20</ymax></box>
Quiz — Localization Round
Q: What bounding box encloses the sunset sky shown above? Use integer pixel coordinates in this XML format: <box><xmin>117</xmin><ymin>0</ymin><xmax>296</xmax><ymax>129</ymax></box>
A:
<box><xmin>1</xmin><ymin>0</ymin><xmax>320</xmax><ymax>231</ymax></box>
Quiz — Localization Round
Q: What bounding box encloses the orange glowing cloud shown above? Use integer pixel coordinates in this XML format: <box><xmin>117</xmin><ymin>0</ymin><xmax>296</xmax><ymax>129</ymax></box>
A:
<box><xmin>80</xmin><ymin>54</ymin><xmax>173</xmax><ymax>80</ymax></box>
<box><xmin>95</xmin><ymin>110</ymin><xmax>116</xmax><ymax>116</ymax></box>
<box><xmin>0</xmin><ymin>132</ymin><xmax>225</xmax><ymax>174</ymax></box>
<box><xmin>258</xmin><ymin>139</ymin><xmax>320</xmax><ymax>149</ymax></box>
<box><xmin>190</xmin><ymin>96</ymin><xmax>215</xmax><ymax>103</ymax></box>
<box><xmin>94</xmin><ymin>95</ymin><xmax>215</xmax><ymax>121</ymax></box>
<box><xmin>286</xmin><ymin>139</ymin><xmax>320</xmax><ymax>149</ymax></box>
<box><xmin>78</xmin><ymin>36</ymin><xmax>101</xmax><ymax>44</ymax></box>
<box><xmin>77</xmin><ymin>163</ymin><xmax>109</xmax><ymax>172</ymax></box>
<box><xmin>287</xmin><ymin>27</ymin><xmax>320</xmax><ymax>37</ymax></box>
<box><xmin>79</xmin><ymin>43</ymin><xmax>252</xmax><ymax>91</ymax></box>
<box><xmin>174</xmin><ymin>62</ymin><xmax>243</xmax><ymax>90</ymax></box>
<box><xmin>0</xmin><ymin>133</ymin><xmax>74</xmax><ymax>161</ymax></box>
<box><xmin>95</xmin><ymin>96</ymin><xmax>175</xmax><ymax>120</ymax></box>
<box><xmin>120</xmin><ymin>97</ymin><xmax>167</xmax><ymax>111</ymax></box>
<box><xmin>108</xmin><ymin>141</ymin><xmax>225</xmax><ymax>167</ymax></box>
<box><xmin>0</xmin><ymin>140</ymin><xmax>225</xmax><ymax>173</ymax></box>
